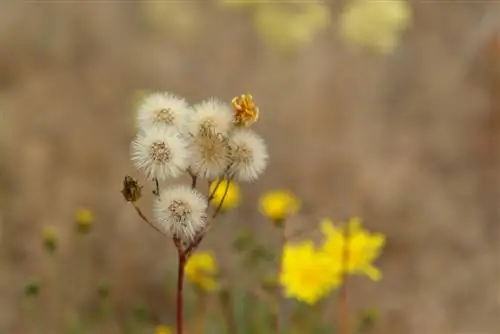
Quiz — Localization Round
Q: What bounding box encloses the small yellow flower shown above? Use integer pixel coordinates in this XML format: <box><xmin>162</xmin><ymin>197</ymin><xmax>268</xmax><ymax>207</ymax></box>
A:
<box><xmin>154</xmin><ymin>325</ymin><xmax>172</xmax><ymax>334</ymax></box>
<box><xmin>254</xmin><ymin>3</ymin><xmax>331</xmax><ymax>54</ymax></box>
<box><xmin>232</xmin><ymin>94</ymin><xmax>259</xmax><ymax>127</ymax></box>
<box><xmin>338</xmin><ymin>0</ymin><xmax>412</xmax><ymax>54</ymax></box>
<box><xmin>217</xmin><ymin>0</ymin><xmax>257</xmax><ymax>9</ymax></box>
<box><xmin>42</xmin><ymin>225</ymin><xmax>59</xmax><ymax>254</ymax></box>
<box><xmin>279</xmin><ymin>241</ymin><xmax>341</xmax><ymax>305</ymax></box>
<box><xmin>75</xmin><ymin>208</ymin><xmax>93</xmax><ymax>234</ymax></box>
<box><xmin>259</xmin><ymin>190</ymin><xmax>300</xmax><ymax>223</ymax></box>
<box><xmin>209</xmin><ymin>179</ymin><xmax>241</xmax><ymax>211</ymax></box>
<box><xmin>321</xmin><ymin>217</ymin><xmax>385</xmax><ymax>281</ymax></box>
<box><xmin>185</xmin><ymin>252</ymin><xmax>219</xmax><ymax>292</ymax></box>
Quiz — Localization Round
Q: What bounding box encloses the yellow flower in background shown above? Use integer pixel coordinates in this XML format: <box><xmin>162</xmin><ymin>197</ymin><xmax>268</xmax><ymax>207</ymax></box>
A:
<box><xmin>280</xmin><ymin>241</ymin><xmax>341</xmax><ymax>305</ymax></box>
<box><xmin>154</xmin><ymin>325</ymin><xmax>172</xmax><ymax>334</ymax></box>
<box><xmin>42</xmin><ymin>225</ymin><xmax>59</xmax><ymax>254</ymax></box>
<box><xmin>321</xmin><ymin>217</ymin><xmax>385</xmax><ymax>281</ymax></box>
<box><xmin>259</xmin><ymin>190</ymin><xmax>300</xmax><ymax>223</ymax></box>
<box><xmin>338</xmin><ymin>0</ymin><xmax>412</xmax><ymax>54</ymax></box>
<box><xmin>75</xmin><ymin>208</ymin><xmax>93</xmax><ymax>234</ymax></box>
<box><xmin>254</xmin><ymin>2</ymin><xmax>331</xmax><ymax>54</ymax></box>
<box><xmin>209</xmin><ymin>179</ymin><xmax>241</xmax><ymax>211</ymax></box>
<box><xmin>218</xmin><ymin>0</ymin><xmax>257</xmax><ymax>9</ymax></box>
<box><xmin>140</xmin><ymin>2</ymin><xmax>203</xmax><ymax>43</ymax></box>
<box><xmin>185</xmin><ymin>252</ymin><xmax>220</xmax><ymax>292</ymax></box>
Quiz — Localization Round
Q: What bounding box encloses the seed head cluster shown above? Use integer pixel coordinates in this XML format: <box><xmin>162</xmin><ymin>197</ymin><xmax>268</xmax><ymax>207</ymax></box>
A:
<box><xmin>129</xmin><ymin>91</ymin><xmax>269</xmax><ymax>243</ymax></box>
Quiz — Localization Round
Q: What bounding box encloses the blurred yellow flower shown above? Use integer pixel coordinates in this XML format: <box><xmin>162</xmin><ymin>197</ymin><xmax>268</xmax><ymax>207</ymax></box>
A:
<box><xmin>209</xmin><ymin>179</ymin><xmax>241</xmax><ymax>211</ymax></box>
<box><xmin>42</xmin><ymin>225</ymin><xmax>59</xmax><ymax>254</ymax></box>
<box><xmin>140</xmin><ymin>2</ymin><xmax>203</xmax><ymax>43</ymax></box>
<box><xmin>280</xmin><ymin>241</ymin><xmax>341</xmax><ymax>305</ymax></box>
<box><xmin>259</xmin><ymin>190</ymin><xmax>300</xmax><ymax>223</ymax></box>
<box><xmin>154</xmin><ymin>325</ymin><xmax>172</xmax><ymax>334</ymax></box>
<box><xmin>218</xmin><ymin>0</ymin><xmax>257</xmax><ymax>9</ymax></box>
<box><xmin>75</xmin><ymin>208</ymin><xmax>93</xmax><ymax>234</ymax></box>
<box><xmin>254</xmin><ymin>3</ymin><xmax>331</xmax><ymax>53</ymax></box>
<box><xmin>338</xmin><ymin>0</ymin><xmax>412</xmax><ymax>54</ymax></box>
<box><xmin>321</xmin><ymin>217</ymin><xmax>385</xmax><ymax>281</ymax></box>
<box><xmin>185</xmin><ymin>252</ymin><xmax>219</xmax><ymax>292</ymax></box>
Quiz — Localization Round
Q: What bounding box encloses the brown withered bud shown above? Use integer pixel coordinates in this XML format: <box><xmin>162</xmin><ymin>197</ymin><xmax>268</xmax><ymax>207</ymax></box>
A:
<box><xmin>121</xmin><ymin>175</ymin><xmax>143</xmax><ymax>203</ymax></box>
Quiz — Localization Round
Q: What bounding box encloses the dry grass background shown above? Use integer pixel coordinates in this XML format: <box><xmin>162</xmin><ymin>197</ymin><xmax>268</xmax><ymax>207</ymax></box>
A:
<box><xmin>0</xmin><ymin>1</ymin><xmax>499</xmax><ymax>334</ymax></box>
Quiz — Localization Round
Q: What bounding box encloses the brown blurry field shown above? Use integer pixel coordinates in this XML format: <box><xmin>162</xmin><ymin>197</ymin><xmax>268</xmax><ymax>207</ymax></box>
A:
<box><xmin>0</xmin><ymin>1</ymin><xmax>499</xmax><ymax>334</ymax></box>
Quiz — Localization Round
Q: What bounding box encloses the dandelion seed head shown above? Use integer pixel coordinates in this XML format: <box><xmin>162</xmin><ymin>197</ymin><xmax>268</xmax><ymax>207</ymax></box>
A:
<box><xmin>153</xmin><ymin>185</ymin><xmax>207</xmax><ymax>241</ymax></box>
<box><xmin>189</xmin><ymin>98</ymin><xmax>234</xmax><ymax>136</ymax></box>
<box><xmin>229</xmin><ymin>129</ymin><xmax>268</xmax><ymax>182</ymax></box>
<box><xmin>131</xmin><ymin>127</ymin><xmax>190</xmax><ymax>181</ymax></box>
<box><xmin>137</xmin><ymin>92</ymin><xmax>192</xmax><ymax>132</ymax></box>
<box><xmin>189</xmin><ymin>131</ymin><xmax>230</xmax><ymax>179</ymax></box>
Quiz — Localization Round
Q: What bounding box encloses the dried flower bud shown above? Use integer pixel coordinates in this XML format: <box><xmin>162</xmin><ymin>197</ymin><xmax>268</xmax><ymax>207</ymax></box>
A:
<box><xmin>121</xmin><ymin>176</ymin><xmax>143</xmax><ymax>203</ymax></box>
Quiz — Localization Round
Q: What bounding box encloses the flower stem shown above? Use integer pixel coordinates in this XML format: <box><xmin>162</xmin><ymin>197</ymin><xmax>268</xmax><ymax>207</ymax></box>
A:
<box><xmin>275</xmin><ymin>223</ymin><xmax>286</xmax><ymax>334</ymax></box>
<box><xmin>340</xmin><ymin>222</ymin><xmax>351</xmax><ymax>334</ymax></box>
<box><xmin>176</xmin><ymin>251</ymin><xmax>186</xmax><ymax>334</ymax></box>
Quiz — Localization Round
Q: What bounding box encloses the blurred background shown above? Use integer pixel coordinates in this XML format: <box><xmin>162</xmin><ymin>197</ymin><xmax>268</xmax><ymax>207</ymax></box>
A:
<box><xmin>0</xmin><ymin>1</ymin><xmax>499</xmax><ymax>333</ymax></box>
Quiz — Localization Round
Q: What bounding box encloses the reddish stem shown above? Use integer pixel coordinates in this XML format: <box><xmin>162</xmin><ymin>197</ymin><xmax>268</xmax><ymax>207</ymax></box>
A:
<box><xmin>176</xmin><ymin>252</ymin><xmax>186</xmax><ymax>334</ymax></box>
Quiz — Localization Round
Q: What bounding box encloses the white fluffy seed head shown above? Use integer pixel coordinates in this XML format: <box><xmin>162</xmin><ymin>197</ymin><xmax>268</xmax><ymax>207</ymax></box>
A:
<box><xmin>189</xmin><ymin>130</ymin><xmax>230</xmax><ymax>180</ymax></box>
<box><xmin>131</xmin><ymin>127</ymin><xmax>190</xmax><ymax>181</ymax></box>
<box><xmin>228</xmin><ymin>128</ymin><xmax>268</xmax><ymax>182</ymax></box>
<box><xmin>189</xmin><ymin>98</ymin><xmax>234</xmax><ymax>136</ymax></box>
<box><xmin>136</xmin><ymin>92</ymin><xmax>192</xmax><ymax>133</ymax></box>
<box><xmin>153</xmin><ymin>185</ymin><xmax>208</xmax><ymax>241</ymax></box>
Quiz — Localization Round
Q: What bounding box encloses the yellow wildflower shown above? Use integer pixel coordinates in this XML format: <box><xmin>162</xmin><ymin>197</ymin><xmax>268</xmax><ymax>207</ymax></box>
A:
<box><xmin>321</xmin><ymin>217</ymin><xmax>385</xmax><ymax>281</ymax></box>
<box><xmin>218</xmin><ymin>0</ymin><xmax>257</xmax><ymax>9</ymax></box>
<box><xmin>185</xmin><ymin>252</ymin><xmax>219</xmax><ymax>292</ymax></box>
<box><xmin>154</xmin><ymin>325</ymin><xmax>172</xmax><ymax>334</ymax></box>
<box><xmin>42</xmin><ymin>225</ymin><xmax>59</xmax><ymax>254</ymax></box>
<box><xmin>75</xmin><ymin>208</ymin><xmax>93</xmax><ymax>234</ymax></box>
<box><xmin>209</xmin><ymin>179</ymin><xmax>241</xmax><ymax>211</ymax></box>
<box><xmin>259</xmin><ymin>190</ymin><xmax>300</xmax><ymax>223</ymax></box>
<box><xmin>254</xmin><ymin>3</ymin><xmax>331</xmax><ymax>54</ymax></box>
<box><xmin>338</xmin><ymin>0</ymin><xmax>412</xmax><ymax>54</ymax></box>
<box><xmin>279</xmin><ymin>241</ymin><xmax>341</xmax><ymax>305</ymax></box>
<box><xmin>232</xmin><ymin>94</ymin><xmax>259</xmax><ymax>127</ymax></box>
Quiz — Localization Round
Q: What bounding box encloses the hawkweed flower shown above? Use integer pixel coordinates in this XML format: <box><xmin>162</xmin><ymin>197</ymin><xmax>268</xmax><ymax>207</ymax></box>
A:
<box><xmin>153</xmin><ymin>185</ymin><xmax>207</xmax><ymax>242</ymax></box>
<box><xmin>131</xmin><ymin>127</ymin><xmax>190</xmax><ymax>181</ymax></box>
<box><xmin>189</xmin><ymin>98</ymin><xmax>234</xmax><ymax>136</ymax></box>
<box><xmin>259</xmin><ymin>190</ymin><xmax>300</xmax><ymax>224</ymax></box>
<box><xmin>254</xmin><ymin>2</ymin><xmax>330</xmax><ymax>53</ymax></box>
<box><xmin>136</xmin><ymin>92</ymin><xmax>192</xmax><ymax>133</ymax></box>
<box><xmin>280</xmin><ymin>241</ymin><xmax>341</xmax><ymax>305</ymax></box>
<box><xmin>228</xmin><ymin>128</ymin><xmax>268</xmax><ymax>182</ymax></box>
<box><xmin>185</xmin><ymin>251</ymin><xmax>219</xmax><ymax>292</ymax></box>
<box><xmin>321</xmin><ymin>217</ymin><xmax>385</xmax><ymax>281</ymax></box>
<box><xmin>338</xmin><ymin>0</ymin><xmax>412</xmax><ymax>54</ymax></box>
<box><xmin>188</xmin><ymin>129</ymin><xmax>230</xmax><ymax>180</ymax></box>
<box><xmin>154</xmin><ymin>325</ymin><xmax>172</xmax><ymax>334</ymax></box>
<box><xmin>232</xmin><ymin>94</ymin><xmax>259</xmax><ymax>127</ymax></box>
<box><xmin>75</xmin><ymin>208</ymin><xmax>93</xmax><ymax>234</ymax></box>
<box><xmin>42</xmin><ymin>225</ymin><xmax>59</xmax><ymax>254</ymax></box>
<box><xmin>209</xmin><ymin>179</ymin><xmax>241</xmax><ymax>211</ymax></box>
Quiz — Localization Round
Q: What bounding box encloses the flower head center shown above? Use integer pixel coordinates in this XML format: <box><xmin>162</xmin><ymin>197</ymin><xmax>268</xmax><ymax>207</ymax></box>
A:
<box><xmin>168</xmin><ymin>199</ymin><xmax>191</xmax><ymax>225</ymax></box>
<box><xmin>200</xmin><ymin>118</ymin><xmax>216</xmax><ymax>134</ymax></box>
<box><xmin>154</xmin><ymin>108</ymin><xmax>175</xmax><ymax>125</ymax></box>
<box><xmin>232</xmin><ymin>145</ymin><xmax>252</xmax><ymax>164</ymax></box>
<box><xmin>150</xmin><ymin>141</ymin><xmax>172</xmax><ymax>163</ymax></box>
